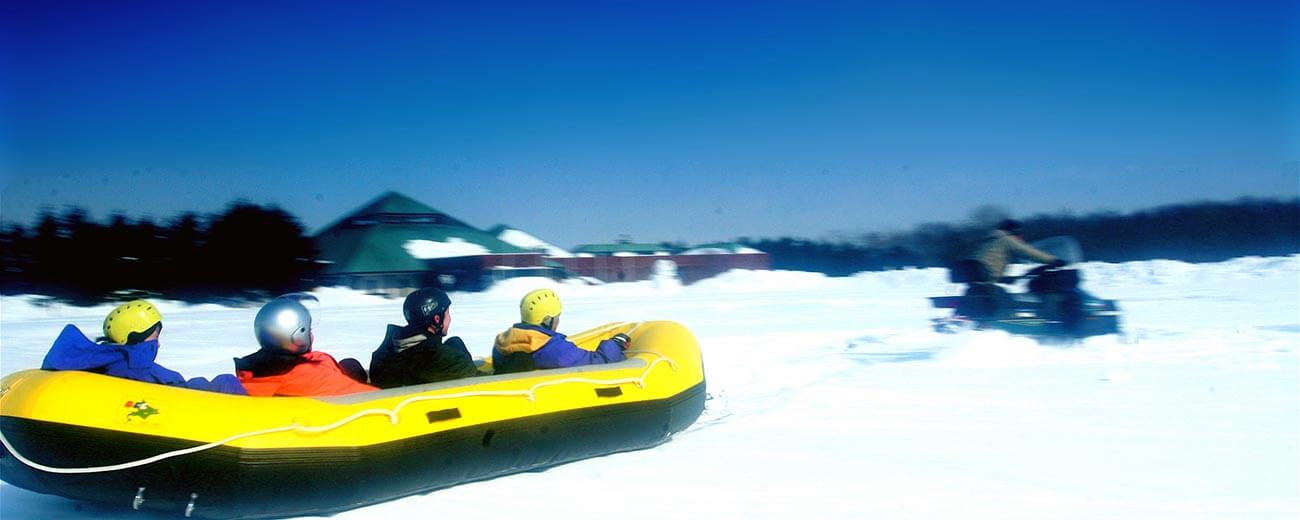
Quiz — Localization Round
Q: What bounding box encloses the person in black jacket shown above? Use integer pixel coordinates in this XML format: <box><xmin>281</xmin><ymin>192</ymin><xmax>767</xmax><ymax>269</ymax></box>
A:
<box><xmin>368</xmin><ymin>288</ymin><xmax>479</xmax><ymax>388</ymax></box>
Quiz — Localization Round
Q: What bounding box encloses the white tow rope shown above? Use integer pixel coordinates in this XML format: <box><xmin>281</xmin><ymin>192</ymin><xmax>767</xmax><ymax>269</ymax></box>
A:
<box><xmin>0</xmin><ymin>351</ymin><xmax>677</xmax><ymax>474</ymax></box>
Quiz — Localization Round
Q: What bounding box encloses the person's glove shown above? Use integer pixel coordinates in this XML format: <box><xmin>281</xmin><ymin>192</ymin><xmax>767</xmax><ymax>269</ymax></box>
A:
<box><xmin>1049</xmin><ymin>258</ymin><xmax>1068</xmax><ymax>268</ymax></box>
<box><xmin>610</xmin><ymin>333</ymin><xmax>631</xmax><ymax>350</ymax></box>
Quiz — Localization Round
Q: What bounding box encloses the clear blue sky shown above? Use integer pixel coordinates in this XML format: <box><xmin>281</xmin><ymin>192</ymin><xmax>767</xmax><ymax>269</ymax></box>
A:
<box><xmin>2</xmin><ymin>0</ymin><xmax>1296</xmax><ymax>248</ymax></box>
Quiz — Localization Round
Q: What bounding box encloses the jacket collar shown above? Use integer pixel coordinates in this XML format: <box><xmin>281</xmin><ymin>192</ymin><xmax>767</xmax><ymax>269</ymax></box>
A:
<box><xmin>514</xmin><ymin>322</ymin><xmax>563</xmax><ymax>339</ymax></box>
<box><xmin>120</xmin><ymin>340</ymin><xmax>162</xmax><ymax>370</ymax></box>
<box><xmin>234</xmin><ymin>349</ymin><xmax>311</xmax><ymax>377</ymax></box>
<box><xmin>385</xmin><ymin>324</ymin><xmax>443</xmax><ymax>353</ymax></box>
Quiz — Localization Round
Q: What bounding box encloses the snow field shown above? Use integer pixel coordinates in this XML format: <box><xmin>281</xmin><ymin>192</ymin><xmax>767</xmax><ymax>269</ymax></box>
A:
<box><xmin>1</xmin><ymin>256</ymin><xmax>1297</xmax><ymax>519</ymax></box>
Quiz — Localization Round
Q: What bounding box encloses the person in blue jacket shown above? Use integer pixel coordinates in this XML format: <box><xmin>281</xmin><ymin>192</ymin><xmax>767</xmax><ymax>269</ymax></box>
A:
<box><xmin>41</xmin><ymin>300</ymin><xmax>246</xmax><ymax>395</ymax></box>
<box><xmin>491</xmin><ymin>288</ymin><xmax>629</xmax><ymax>374</ymax></box>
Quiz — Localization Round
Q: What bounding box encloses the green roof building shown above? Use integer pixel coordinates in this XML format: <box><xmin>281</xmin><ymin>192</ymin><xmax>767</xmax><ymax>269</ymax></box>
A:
<box><xmin>313</xmin><ymin>192</ymin><xmax>771</xmax><ymax>292</ymax></box>
<box><xmin>314</xmin><ymin>192</ymin><xmax>543</xmax><ymax>295</ymax></box>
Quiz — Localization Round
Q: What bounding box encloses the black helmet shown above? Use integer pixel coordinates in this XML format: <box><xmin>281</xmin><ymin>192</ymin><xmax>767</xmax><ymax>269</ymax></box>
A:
<box><xmin>404</xmin><ymin>288</ymin><xmax>451</xmax><ymax>332</ymax></box>
<box><xmin>997</xmin><ymin>219</ymin><xmax>1024</xmax><ymax>233</ymax></box>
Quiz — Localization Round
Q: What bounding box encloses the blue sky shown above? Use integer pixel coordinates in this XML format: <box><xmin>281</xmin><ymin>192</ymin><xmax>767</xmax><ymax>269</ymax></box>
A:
<box><xmin>2</xmin><ymin>0</ymin><xmax>1296</xmax><ymax>247</ymax></box>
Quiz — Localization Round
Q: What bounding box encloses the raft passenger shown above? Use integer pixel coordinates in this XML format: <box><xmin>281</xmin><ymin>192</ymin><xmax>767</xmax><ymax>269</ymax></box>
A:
<box><xmin>234</xmin><ymin>293</ymin><xmax>377</xmax><ymax>396</ymax></box>
<box><xmin>368</xmin><ymin>287</ymin><xmax>478</xmax><ymax>388</ymax></box>
<box><xmin>491</xmin><ymin>288</ymin><xmax>629</xmax><ymax>374</ymax></box>
<box><xmin>41</xmin><ymin>300</ymin><xmax>247</xmax><ymax>394</ymax></box>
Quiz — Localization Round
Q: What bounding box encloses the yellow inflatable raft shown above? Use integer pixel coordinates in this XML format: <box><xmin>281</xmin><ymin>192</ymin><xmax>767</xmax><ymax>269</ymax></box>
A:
<box><xmin>0</xmin><ymin>321</ymin><xmax>706</xmax><ymax>519</ymax></box>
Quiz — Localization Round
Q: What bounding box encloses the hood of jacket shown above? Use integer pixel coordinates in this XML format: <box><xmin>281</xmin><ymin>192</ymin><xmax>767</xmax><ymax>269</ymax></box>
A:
<box><xmin>494</xmin><ymin>323</ymin><xmax>562</xmax><ymax>355</ymax></box>
<box><xmin>41</xmin><ymin>324</ymin><xmax>162</xmax><ymax>372</ymax></box>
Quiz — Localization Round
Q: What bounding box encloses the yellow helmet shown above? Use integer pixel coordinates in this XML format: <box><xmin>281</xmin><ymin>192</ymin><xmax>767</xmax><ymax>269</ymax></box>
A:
<box><xmin>519</xmin><ymin>288</ymin><xmax>561</xmax><ymax>326</ymax></box>
<box><xmin>103</xmin><ymin>300</ymin><xmax>163</xmax><ymax>345</ymax></box>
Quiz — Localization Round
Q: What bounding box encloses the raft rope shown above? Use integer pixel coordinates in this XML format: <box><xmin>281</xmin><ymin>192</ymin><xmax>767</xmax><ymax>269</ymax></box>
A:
<box><xmin>0</xmin><ymin>350</ymin><xmax>677</xmax><ymax>475</ymax></box>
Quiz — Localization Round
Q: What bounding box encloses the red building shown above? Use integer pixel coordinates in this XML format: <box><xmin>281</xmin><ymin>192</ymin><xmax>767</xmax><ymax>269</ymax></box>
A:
<box><xmin>548</xmin><ymin>242</ymin><xmax>770</xmax><ymax>284</ymax></box>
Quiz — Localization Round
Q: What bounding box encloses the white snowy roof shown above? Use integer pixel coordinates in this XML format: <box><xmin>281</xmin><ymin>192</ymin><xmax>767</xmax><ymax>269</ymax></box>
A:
<box><xmin>402</xmin><ymin>238</ymin><xmax>491</xmax><ymax>259</ymax></box>
<box><xmin>497</xmin><ymin>228</ymin><xmax>572</xmax><ymax>257</ymax></box>
<box><xmin>681</xmin><ymin>246</ymin><xmax>765</xmax><ymax>255</ymax></box>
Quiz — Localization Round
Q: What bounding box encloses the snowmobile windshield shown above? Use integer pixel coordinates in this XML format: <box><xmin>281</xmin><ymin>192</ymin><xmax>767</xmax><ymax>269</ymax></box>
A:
<box><xmin>1029</xmin><ymin>236</ymin><xmax>1084</xmax><ymax>264</ymax></box>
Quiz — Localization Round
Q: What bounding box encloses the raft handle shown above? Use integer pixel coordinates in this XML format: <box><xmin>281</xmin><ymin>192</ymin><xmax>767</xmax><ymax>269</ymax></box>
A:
<box><xmin>425</xmin><ymin>408</ymin><xmax>462</xmax><ymax>423</ymax></box>
<box><xmin>595</xmin><ymin>387</ymin><xmax>623</xmax><ymax>398</ymax></box>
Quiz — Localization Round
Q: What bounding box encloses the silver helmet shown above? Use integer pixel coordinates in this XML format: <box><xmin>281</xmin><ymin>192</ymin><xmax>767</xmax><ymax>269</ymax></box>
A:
<box><xmin>254</xmin><ymin>293</ymin><xmax>320</xmax><ymax>354</ymax></box>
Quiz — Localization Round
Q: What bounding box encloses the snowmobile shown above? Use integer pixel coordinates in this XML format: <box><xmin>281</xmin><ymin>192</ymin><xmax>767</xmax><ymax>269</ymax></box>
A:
<box><xmin>930</xmin><ymin>236</ymin><xmax>1121</xmax><ymax>339</ymax></box>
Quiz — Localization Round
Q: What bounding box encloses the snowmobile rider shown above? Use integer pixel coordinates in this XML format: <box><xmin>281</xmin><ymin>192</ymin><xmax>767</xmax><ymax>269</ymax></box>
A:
<box><xmin>41</xmin><ymin>300</ymin><xmax>247</xmax><ymax>395</ymax></box>
<box><xmin>975</xmin><ymin>219</ymin><xmax>1067</xmax><ymax>282</ymax></box>
<box><xmin>234</xmin><ymin>293</ymin><xmax>378</xmax><ymax>396</ymax></box>
<box><xmin>368</xmin><ymin>287</ymin><xmax>479</xmax><ymax>388</ymax></box>
<box><xmin>491</xmin><ymin>288</ymin><xmax>630</xmax><ymax>374</ymax></box>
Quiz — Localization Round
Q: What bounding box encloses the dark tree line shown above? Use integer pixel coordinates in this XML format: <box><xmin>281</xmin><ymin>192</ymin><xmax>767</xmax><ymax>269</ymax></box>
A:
<box><xmin>1</xmin><ymin>197</ymin><xmax>1295</xmax><ymax>302</ymax></box>
<box><xmin>0</xmin><ymin>202</ymin><xmax>320</xmax><ymax>304</ymax></box>
<box><xmin>742</xmin><ymin>198</ymin><xmax>1300</xmax><ymax>275</ymax></box>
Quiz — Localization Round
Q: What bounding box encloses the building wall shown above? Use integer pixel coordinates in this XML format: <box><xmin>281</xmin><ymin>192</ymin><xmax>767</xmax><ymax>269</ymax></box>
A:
<box><xmin>550</xmin><ymin>253</ymin><xmax>769</xmax><ymax>284</ymax></box>
<box><xmin>320</xmin><ymin>253</ymin><xmax>763</xmax><ymax>294</ymax></box>
<box><xmin>477</xmin><ymin>254</ymin><xmax>546</xmax><ymax>269</ymax></box>
<box><xmin>320</xmin><ymin>271</ymin><xmax>430</xmax><ymax>298</ymax></box>
<box><xmin>424</xmin><ymin>253</ymin><xmax>547</xmax><ymax>291</ymax></box>
<box><xmin>320</xmin><ymin>254</ymin><xmax>547</xmax><ymax>296</ymax></box>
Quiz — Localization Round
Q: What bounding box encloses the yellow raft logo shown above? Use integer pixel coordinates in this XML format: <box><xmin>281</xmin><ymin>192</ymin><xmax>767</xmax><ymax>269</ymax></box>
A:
<box><xmin>124</xmin><ymin>400</ymin><xmax>160</xmax><ymax>422</ymax></box>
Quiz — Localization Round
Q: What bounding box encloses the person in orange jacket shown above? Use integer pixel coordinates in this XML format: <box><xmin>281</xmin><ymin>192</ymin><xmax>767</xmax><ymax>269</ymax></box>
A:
<box><xmin>234</xmin><ymin>293</ymin><xmax>377</xmax><ymax>397</ymax></box>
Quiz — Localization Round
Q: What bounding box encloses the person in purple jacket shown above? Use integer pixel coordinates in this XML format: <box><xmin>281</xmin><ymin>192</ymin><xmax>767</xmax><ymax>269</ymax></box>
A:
<box><xmin>41</xmin><ymin>300</ymin><xmax>246</xmax><ymax>395</ymax></box>
<box><xmin>491</xmin><ymin>288</ymin><xmax>630</xmax><ymax>374</ymax></box>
